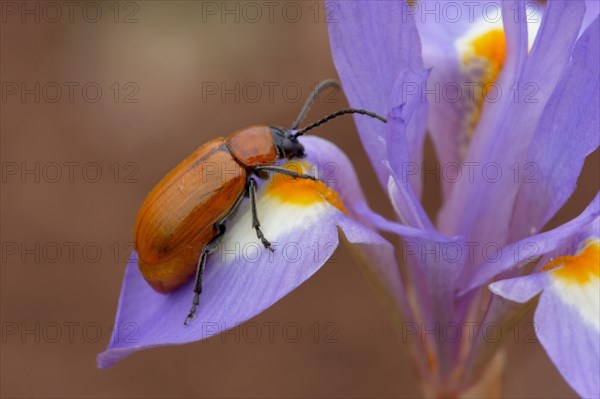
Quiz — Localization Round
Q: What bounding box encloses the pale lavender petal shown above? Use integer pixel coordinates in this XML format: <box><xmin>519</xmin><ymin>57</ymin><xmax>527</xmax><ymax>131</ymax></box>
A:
<box><xmin>98</xmin><ymin>137</ymin><xmax>400</xmax><ymax>367</ymax></box>
<box><xmin>510</xmin><ymin>16</ymin><xmax>600</xmax><ymax>240</ymax></box>
<box><xmin>493</xmin><ymin>271</ymin><xmax>600</xmax><ymax>398</ymax></box>
<box><xmin>353</xmin><ymin>200</ymin><xmax>446</xmax><ymax>242</ymax></box>
<box><xmin>460</xmin><ymin>193</ymin><xmax>600</xmax><ymax>293</ymax></box>
<box><xmin>582</xmin><ymin>0</ymin><xmax>600</xmax><ymax>34</ymax></box>
<box><xmin>98</xmin><ymin>210</ymin><xmax>389</xmax><ymax>368</ymax></box>
<box><xmin>489</xmin><ymin>272</ymin><xmax>547</xmax><ymax>303</ymax></box>
<box><xmin>326</xmin><ymin>0</ymin><xmax>425</xmax><ymax>194</ymax></box>
<box><xmin>535</xmin><ymin>288</ymin><xmax>600</xmax><ymax>398</ymax></box>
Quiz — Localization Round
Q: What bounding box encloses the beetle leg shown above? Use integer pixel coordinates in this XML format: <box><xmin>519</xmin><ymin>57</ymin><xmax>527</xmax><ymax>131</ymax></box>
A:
<box><xmin>184</xmin><ymin>231</ymin><xmax>222</xmax><ymax>325</ymax></box>
<box><xmin>184</xmin><ymin>191</ymin><xmax>246</xmax><ymax>325</ymax></box>
<box><xmin>254</xmin><ymin>165</ymin><xmax>318</xmax><ymax>181</ymax></box>
<box><xmin>248</xmin><ymin>177</ymin><xmax>275</xmax><ymax>252</ymax></box>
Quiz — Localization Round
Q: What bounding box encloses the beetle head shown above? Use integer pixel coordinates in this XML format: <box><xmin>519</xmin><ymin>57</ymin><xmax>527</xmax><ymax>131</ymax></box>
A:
<box><xmin>270</xmin><ymin>127</ymin><xmax>305</xmax><ymax>159</ymax></box>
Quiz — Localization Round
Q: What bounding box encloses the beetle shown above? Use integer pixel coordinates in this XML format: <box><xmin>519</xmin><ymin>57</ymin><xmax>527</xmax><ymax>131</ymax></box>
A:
<box><xmin>133</xmin><ymin>80</ymin><xmax>387</xmax><ymax>324</ymax></box>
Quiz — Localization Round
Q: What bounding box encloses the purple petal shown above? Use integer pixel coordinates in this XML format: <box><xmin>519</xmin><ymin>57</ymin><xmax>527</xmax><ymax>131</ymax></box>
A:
<box><xmin>491</xmin><ymin>233</ymin><xmax>600</xmax><ymax>398</ymax></box>
<box><xmin>460</xmin><ymin>193</ymin><xmax>600</xmax><ymax>293</ymax></box>
<box><xmin>436</xmin><ymin>0</ymin><xmax>529</xmax><ymax>236</ymax></box>
<box><xmin>326</xmin><ymin>0</ymin><xmax>425</xmax><ymax>193</ymax></box>
<box><xmin>301</xmin><ymin>136</ymin><xmax>436</xmax><ymax>240</ymax></box>
<box><xmin>301</xmin><ymin>138</ymin><xmax>413</xmax><ymax>317</ymax></box>
<box><xmin>510</xmin><ymin>16</ymin><xmax>600</xmax><ymax>240</ymax></box>
<box><xmin>299</xmin><ymin>136</ymin><xmax>370</xmax><ymax>224</ymax></box>
<box><xmin>438</xmin><ymin>1</ymin><xmax>586</xmax><ymax>249</ymax></box>
<box><xmin>582</xmin><ymin>0</ymin><xmax>600</xmax><ymax>35</ymax></box>
<box><xmin>416</xmin><ymin>1</ymin><xmax>527</xmax><ymax>198</ymax></box>
<box><xmin>337</xmin><ymin>215</ymin><xmax>412</xmax><ymax>322</ymax></box>
<box><xmin>305</xmin><ymin>138</ymin><xmax>457</xmax><ymax>328</ymax></box>
<box><xmin>385</xmin><ymin>68</ymin><xmax>435</xmax><ymax>229</ymax></box>
<box><xmin>415</xmin><ymin>1</ymin><xmax>502</xmax><ymax>38</ymax></box>
<box><xmin>388</xmin><ymin>67</ymin><xmax>431</xmax><ymax>200</ymax></box>
<box><xmin>403</xmin><ymin>235</ymin><xmax>467</xmax><ymax>375</ymax></box>
<box><xmin>98</xmin><ymin>137</ymin><xmax>396</xmax><ymax>367</ymax></box>
<box><xmin>535</xmin><ymin>288</ymin><xmax>600</xmax><ymax>398</ymax></box>
<box><xmin>489</xmin><ymin>272</ymin><xmax>548</xmax><ymax>303</ymax></box>
<box><xmin>491</xmin><ymin>271</ymin><xmax>600</xmax><ymax>397</ymax></box>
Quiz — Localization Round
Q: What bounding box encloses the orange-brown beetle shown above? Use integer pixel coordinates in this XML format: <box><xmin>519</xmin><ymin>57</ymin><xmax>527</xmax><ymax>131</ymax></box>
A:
<box><xmin>133</xmin><ymin>80</ymin><xmax>386</xmax><ymax>323</ymax></box>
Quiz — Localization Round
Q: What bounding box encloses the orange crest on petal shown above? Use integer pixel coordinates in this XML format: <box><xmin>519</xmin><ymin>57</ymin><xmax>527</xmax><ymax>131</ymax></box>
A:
<box><xmin>542</xmin><ymin>239</ymin><xmax>600</xmax><ymax>285</ymax></box>
<box><xmin>265</xmin><ymin>161</ymin><xmax>347</xmax><ymax>214</ymax></box>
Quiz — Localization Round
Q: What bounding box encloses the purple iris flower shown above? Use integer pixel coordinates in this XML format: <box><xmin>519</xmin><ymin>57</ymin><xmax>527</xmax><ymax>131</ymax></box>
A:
<box><xmin>327</xmin><ymin>0</ymin><xmax>598</xmax><ymax>396</ymax></box>
<box><xmin>99</xmin><ymin>0</ymin><xmax>599</xmax><ymax>397</ymax></box>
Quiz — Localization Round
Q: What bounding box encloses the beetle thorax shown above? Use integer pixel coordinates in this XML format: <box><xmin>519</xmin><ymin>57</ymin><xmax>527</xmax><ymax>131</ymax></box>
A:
<box><xmin>225</xmin><ymin>125</ymin><xmax>279</xmax><ymax>167</ymax></box>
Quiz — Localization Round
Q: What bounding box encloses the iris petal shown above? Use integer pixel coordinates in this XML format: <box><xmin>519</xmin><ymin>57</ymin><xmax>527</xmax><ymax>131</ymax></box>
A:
<box><xmin>326</xmin><ymin>0</ymin><xmax>425</xmax><ymax>195</ymax></box>
<box><xmin>490</xmin><ymin>238</ymin><xmax>600</xmax><ymax>398</ymax></box>
<box><xmin>416</xmin><ymin>1</ymin><xmax>522</xmax><ymax>198</ymax></box>
<box><xmin>582</xmin><ymin>0</ymin><xmax>600</xmax><ymax>35</ymax></box>
<box><xmin>386</xmin><ymin>68</ymin><xmax>434</xmax><ymax>230</ymax></box>
<box><xmin>437</xmin><ymin>0</ymin><xmax>530</xmax><ymax>238</ymax></box>
<box><xmin>510</xmin><ymin>16</ymin><xmax>600</xmax><ymax>240</ymax></box>
<box><xmin>438</xmin><ymin>1</ymin><xmax>586</xmax><ymax>249</ymax></box>
<box><xmin>97</xmin><ymin>137</ymin><xmax>397</xmax><ymax>367</ymax></box>
<box><xmin>460</xmin><ymin>193</ymin><xmax>599</xmax><ymax>293</ymax></box>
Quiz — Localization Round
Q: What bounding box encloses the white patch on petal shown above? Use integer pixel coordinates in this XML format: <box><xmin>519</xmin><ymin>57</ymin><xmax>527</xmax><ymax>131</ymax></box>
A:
<box><xmin>216</xmin><ymin>163</ymin><xmax>343</xmax><ymax>261</ymax></box>
<box><xmin>454</xmin><ymin>17</ymin><xmax>504</xmax><ymax>57</ymax></box>
<box><xmin>549</xmin><ymin>276</ymin><xmax>600</xmax><ymax>331</ymax></box>
<box><xmin>233</xmin><ymin>199</ymin><xmax>330</xmax><ymax>246</ymax></box>
<box><xmin>527</xmin><ymin>5</ymin><xmax>543</xmax><ymax>49</ymax></box>
<box><xmin>453</xmin><ymin>3</ymin><xmax>542</xmax><ymax>55</ymax></box>
<box><xmin>546</xmin><ymin>240</ymin><xmax>600</xmax><ymax>331</ymax></box>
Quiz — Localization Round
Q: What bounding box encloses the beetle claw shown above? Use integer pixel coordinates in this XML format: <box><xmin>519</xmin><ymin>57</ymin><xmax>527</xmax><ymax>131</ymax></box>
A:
<box><xmin>261</xmin><ymin>238</ymin><xmax>274</xmax><ymax>252</ymax></box>
<box><xmin>184</xmin><ymin>299</ymin><xmax>198</xmax><ymax>325</ymax></box>
<box><xmin>184</xmin><ymin>312</ymin><xmax>195</xmax><ymax>326</ymax></box>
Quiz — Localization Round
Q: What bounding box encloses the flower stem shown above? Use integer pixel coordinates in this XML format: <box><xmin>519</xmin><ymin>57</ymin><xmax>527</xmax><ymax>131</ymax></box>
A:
<box><xmin>419</xmin><ymin>349</ymin><xmax>506</xmax><ymax>399</ymax></box>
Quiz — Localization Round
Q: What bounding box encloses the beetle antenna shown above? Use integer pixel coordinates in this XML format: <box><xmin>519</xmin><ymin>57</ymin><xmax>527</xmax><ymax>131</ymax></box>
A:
<box><xmin>292</xmin><ymin>108</ymin><xmax>387</xmax><ymax>138</ymax></box>
<box><xmin>290</xmin><ymin>79</ymin><xmax>340</xmax><ymax>130</ymax></box>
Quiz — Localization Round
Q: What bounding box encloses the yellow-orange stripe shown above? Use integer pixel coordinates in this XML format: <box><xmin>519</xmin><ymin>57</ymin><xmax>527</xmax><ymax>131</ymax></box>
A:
<box><xmin>265</xmin><ymin>161</ymin><xmax>347</xmax><ymax>214</ymax></box>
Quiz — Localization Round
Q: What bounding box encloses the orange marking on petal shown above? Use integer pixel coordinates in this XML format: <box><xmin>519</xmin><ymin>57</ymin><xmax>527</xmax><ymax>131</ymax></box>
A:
<box><xmin>541</xmin><ymin>240</ymin><xmax>600</xmax><ymax>285</ymax></box>
<box><xmin>469</xmin><ymin>29</ymin><xmax>506</xmax><ymax>79</ymax></box>
<box><xmin>265</xmin><ymin>161</ymin><xmax>347</xmax><ymax>214</ymax></box>
<box><xmin>461</xmin><ymin>29</ymin><xmax>507</xmax><ymax>142</ymax></box>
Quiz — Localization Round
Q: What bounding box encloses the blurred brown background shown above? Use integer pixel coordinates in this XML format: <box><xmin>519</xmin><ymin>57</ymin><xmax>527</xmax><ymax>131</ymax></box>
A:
<box><xmin>1</xmin><ymin>1</ymin><xmax>597</xmax><ymax>398</ymax></box>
